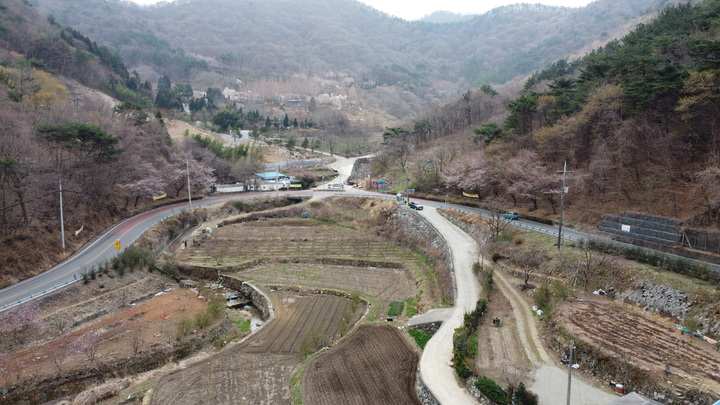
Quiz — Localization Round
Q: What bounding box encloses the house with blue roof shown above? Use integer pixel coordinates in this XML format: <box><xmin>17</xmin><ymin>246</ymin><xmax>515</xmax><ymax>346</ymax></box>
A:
<box><xmin>251</xmin><ymin>172</ymin><xmax>291</xmax><ymax>191</ymax></box>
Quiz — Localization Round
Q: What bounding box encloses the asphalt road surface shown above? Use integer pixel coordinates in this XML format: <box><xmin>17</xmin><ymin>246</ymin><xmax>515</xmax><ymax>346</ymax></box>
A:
<box><xmin>0</xmin><ymin>192</ymin><xmax>301</xmax><ymax>311</ymax></box>
<box><xmin>417</xmin><ymin>207</ymin><xmax>481</xmax><ymax>404</ymax></box>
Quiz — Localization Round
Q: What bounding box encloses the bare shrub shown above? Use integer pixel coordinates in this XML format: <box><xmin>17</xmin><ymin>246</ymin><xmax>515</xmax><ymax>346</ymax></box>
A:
<box><xmin>73</xmin><ymin>331</ymin><xmax>100</xmax><ymax>363</ymax></box>
<box><xmin>0</xmin><ymin>301</ymin><xmax>44</xmax><ymax>345</ymax></box>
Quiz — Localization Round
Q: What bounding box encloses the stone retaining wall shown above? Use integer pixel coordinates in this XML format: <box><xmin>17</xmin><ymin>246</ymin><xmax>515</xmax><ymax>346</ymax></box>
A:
<box><xmin>219</xmin><ymin>275</ymin><xmax>273</xmax><ymax>321</ymax></box>
<box><xmin>415</xmin><ymin>374</ymin><xmax>440</xmax><ymax>405</ymax></box>
<box><xmin>409</xmin><ymin>321</ymin><xmax>442</xmax><ymax>334</ymax></box>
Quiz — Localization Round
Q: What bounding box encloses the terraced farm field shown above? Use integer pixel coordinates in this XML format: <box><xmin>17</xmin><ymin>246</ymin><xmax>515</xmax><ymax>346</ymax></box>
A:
<box><xmin>179</xmin><ymin>217</ymin><xmax>441</xmax><ymax>318</ymax></box>
<box><xmin>158</xmin><ymin>201</ymin><xmax>442</xmax><ymax>404</ymax></box>
<box><xmin>559</xmin><ymin>296</ymin><xmax>720</xmax><ymax>393</ymax></box>
<box><xmin>152</xmin><ymin>291</ymin><xmax>365</xmax><ymax>405</ymax></box>
<box><xmin>233</xmin><ymin>263</ymin><xmax>417</xmax><ymax>318</ymax></box>
<box><xmin>303</xmin><ymin>324</ymin><xmax>421</xmax><ymax>405</ymax></box>
<box><xmin>185</xmin><ymin>220</ymin><xmax>422</xmax><ymax>264</ymax></box>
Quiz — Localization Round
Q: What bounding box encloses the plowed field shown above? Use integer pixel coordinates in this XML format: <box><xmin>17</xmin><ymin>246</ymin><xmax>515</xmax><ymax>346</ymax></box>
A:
<box><xmin>303</xmin><ymin>324</ymin><xmax>421</xmax><ymax>405</ymax></box>
<box><xmin>151</xmin><ymin>291</ymin><xmax>365</xmax><ymax>405</ymax></box>
<box><xmin>233</xmin><ymin>263</ymin><xmax>416</xmax><ymax>319</ymax></box>
<box><xmin>559</xmin><ymin>295</ymin><xmax>720</xmax><ymax>393</ymax></box>
<box><xmin>183</xmin><ymin>223</ymin><xmax>420</xmax><ymax>264</ymax></box>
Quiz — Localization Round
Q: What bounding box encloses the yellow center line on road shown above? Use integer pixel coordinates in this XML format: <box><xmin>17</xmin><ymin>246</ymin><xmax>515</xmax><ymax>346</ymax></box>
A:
<box><xmin>0</xmin><ymin>228</ymin><xmax>132</xmax><ymax>307</ymax></box>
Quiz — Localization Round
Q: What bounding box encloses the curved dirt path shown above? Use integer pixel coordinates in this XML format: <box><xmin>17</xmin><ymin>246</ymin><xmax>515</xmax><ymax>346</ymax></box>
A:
<box><xmin>490</xmin><ymin>270</ymin><xmax>550</xmax><ymax>367</ymax></box>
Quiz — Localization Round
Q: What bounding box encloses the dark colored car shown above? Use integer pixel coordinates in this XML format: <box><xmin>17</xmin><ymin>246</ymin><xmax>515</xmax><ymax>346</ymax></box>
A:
<box><xmin>409</xmin><ymin>201</ymin><xmax>424</xmax><ymax>210</ymax></box>
<box><xmin>504</xmin><ymin>212</ymin><xmax>519</xmax><ymax>220</ymax></box>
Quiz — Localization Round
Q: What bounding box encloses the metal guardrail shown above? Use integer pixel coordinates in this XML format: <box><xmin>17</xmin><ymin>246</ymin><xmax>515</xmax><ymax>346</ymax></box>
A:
<box><xmin>444</xmin><ymin>207</ymin><xmax>720</xmax><ymax>276</ymax></box>
<box><xmin>0</xmin><ymin>192</ymin><xmax>318</xmax><ymax>312</ymax></box>
<box><xmin>446</xmin><ymin>207</ymin><xmax>584</xmax><ymax>243</ymax></box>
<box><xmin>0</xmin><ymin>278</ymin><xmax>79</xmax><ymax>312</ymax></box>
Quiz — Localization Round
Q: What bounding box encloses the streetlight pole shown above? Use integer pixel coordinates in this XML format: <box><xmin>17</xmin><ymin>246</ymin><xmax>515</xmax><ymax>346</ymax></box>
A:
<box><xmin>186</xmin><ymin>160</ymin><xmax>192</xmax><ymax>209</ymax></box>
<box><xmin>557</xmin><ymin>160</ymin><xmax>572</xmax><ymax>251</ymax></box>
<box><xmin>59</xmin><ymin>177</ymin><xmax>66</xmax><ymax>254</ymax></box>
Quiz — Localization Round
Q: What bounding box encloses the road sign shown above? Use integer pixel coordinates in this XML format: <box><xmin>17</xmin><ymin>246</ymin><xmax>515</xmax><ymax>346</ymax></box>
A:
<box><xmin>408</xmin><ymin>189</ymin><xmax>415</xmax><ymax>193</ymax></box>
<box><xmin>114</xmin><ymin>241</ymin><xmax>121</xmax><ymax>250</ymax></box>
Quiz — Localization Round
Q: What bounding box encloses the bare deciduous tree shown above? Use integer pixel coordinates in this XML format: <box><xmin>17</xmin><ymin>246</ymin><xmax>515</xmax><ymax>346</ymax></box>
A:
<box><xmin>0</xmin><ymin>301</ymin><xmax>43</xmax><ymax>344</ymax></box>
<box><xmin>49</xmin><ymin>316</ymin><xmax>70</xmax><ymax>335</ymax></box>
<box><xmin>512</xmin><ymin>248</ymin><xmax>545</xmax><ymax>290</ymax></box>
<box><xmin>568</xmin><ymin>241</ymin><xmax>610</xmax><ymax>290</ymax></box>
<box><xmin>484</xmin><ymin>201</ymin><xmax>512</xmax><ymax>242</ymax></box>
<box><xmin>73</xmin><ymin>331</ymin><xmax>100</xmax><ymax>363</ymax></box>
<box><xmin>129</xmin><ymin>324</ymin><xmax>144</xmax><ymax>355</ymax></box>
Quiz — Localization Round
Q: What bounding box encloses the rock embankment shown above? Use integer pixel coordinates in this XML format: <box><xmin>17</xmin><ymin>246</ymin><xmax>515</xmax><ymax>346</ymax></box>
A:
<box><xmin>621</xmin><ymin>281</ymin><xmax>691</xmax><ymax>321</ymax></box>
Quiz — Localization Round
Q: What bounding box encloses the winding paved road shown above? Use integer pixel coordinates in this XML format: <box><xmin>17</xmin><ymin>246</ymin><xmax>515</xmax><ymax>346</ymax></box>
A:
<box><xmin>417</xmin><ymin>207</ymin><xmax>481</xmax><ymax>404</ymax></box>
<box><xmin>0</xmin><ymin>192</ymin><xmax>303</xmax><ymax>311</ymax></box>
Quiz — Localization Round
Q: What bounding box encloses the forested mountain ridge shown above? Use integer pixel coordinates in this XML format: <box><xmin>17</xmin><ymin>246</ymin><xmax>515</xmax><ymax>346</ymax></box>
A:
<box><xmin>393</xmin><ymin>0</ymin><xmax>720</xmax><ymax>237</ymax></box>
<box><xmin>0</xmin><ymin>0</ymin><xmax>251</xmax><ymax>288</ymax></box>
<box><xmin>31</xmin><ymin>0</ymin><xmax>695</xmax><ymax>118</ymax></box>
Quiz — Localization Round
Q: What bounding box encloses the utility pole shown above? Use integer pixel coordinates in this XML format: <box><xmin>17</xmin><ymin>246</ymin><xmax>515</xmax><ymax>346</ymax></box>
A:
<box><xmin>186</xmin><ymin>160</ymin><xmax>192</xmax><ymax>208</ymax></box>
<box><xmin>406</xmin><ymin>178</ymin><xmax>410</xmax><ymax>205</ymax></box>
<box><xmin>59</xmin><ymin>177</ymin><xmax>66</xmax><ymax>254</ymax></box>
<box><xmin>557</xmin><ymin>160</ymin><xmax>572</xmax><ymax>251</ymax></box>
<box><xmin>566</xmin><ymin>342</ymin><xmax>574</xmax><ymax>405</ymax></box>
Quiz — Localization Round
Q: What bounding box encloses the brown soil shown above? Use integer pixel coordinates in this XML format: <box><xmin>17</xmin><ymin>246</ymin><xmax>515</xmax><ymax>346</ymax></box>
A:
<box><xmin>151</xmin><ymin>291</ymin><xmax>366</xmax><ymax>405</ymax></box>
<box><xmin>180</xmin><ymin>218</ymin><xmax>437</xmax><ymax>318</ymax></box>
<box><xmin>233</xmin><ymin>263</ymin><xmax>417</xmax><ymax>321</ymax></box>
<box><xmin>556</xmin><ymin>292</ymin><xmax>720</xmax><ymax>393</ymax></box>
<box><xmin>165</xmin><ymin>120</ymin><xmax>215</xmax><ymax>142</ymax></box>
<box><xmin>0</xmin><ymin>284</ymin><xmax>211</xmax><ymax>402</ymax></box>
<box><xmin>303</xmin><ymin>324</ymin><xmax>421</xmax><ymax>405</ymax></box>
<box><xmin>474</xmin><ymin>280</ymin><xmax>534</xmax><ymax>388</ymax></box>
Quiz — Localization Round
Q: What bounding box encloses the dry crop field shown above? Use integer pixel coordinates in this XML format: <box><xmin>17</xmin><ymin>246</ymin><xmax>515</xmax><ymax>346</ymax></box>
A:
<box><xmin>303</xmin><ymin>324</ymin><xmax>421</xmax><ymax>405</ymax></box>
<box><xmin>155</xmin><ymin>199</ymin><xmax>436</xmax><ymax>404</ymax></box>
<box><xmin>178</xmin><ymin>216</ymin><xmax>441</xmax><ymax>318</ymax></box>
<box><xmin>558</xmin><ymin>294</ymin><xmax>720</xmax><ymax>393</ymax></box>
<box><xmin>233</xmin><ymin>263</ymin><xmax>416</xmax><ymax>319</ymax></box>
<box><xmin>151</xmin><ymin>291</ymin><xmax>366</xmax><ymax>405</ymax></box>
<box><xmin>183</xmin><ymin>219</ymin><xmax>422</xmax><ymax>265</ymax></box>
